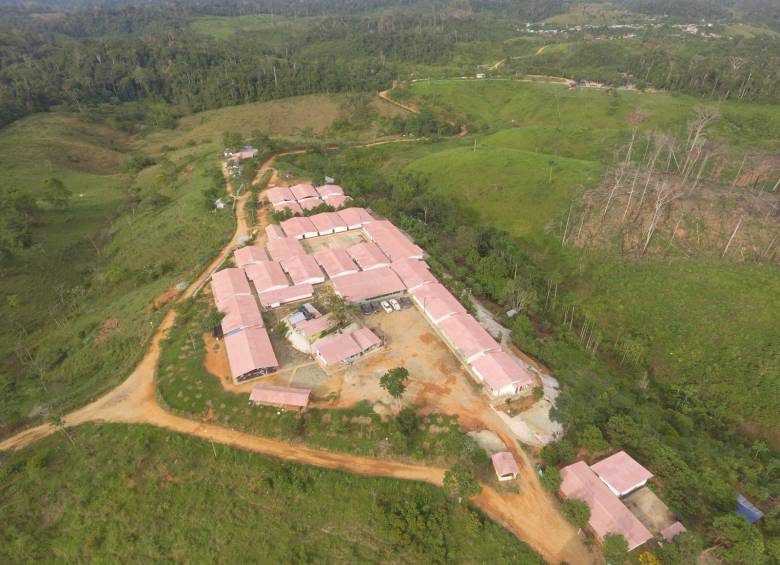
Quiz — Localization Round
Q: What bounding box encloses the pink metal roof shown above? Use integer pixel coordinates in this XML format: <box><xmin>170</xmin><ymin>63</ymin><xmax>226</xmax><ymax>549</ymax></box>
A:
<box><xmin>660</xmin><ymin>521</ymin><xmax>687</xmax><ymax>541</ymax></box>
<box><xmin>313</xmin><ymin>248</ymin><xmax>359</xmax><ymax>278</ymax></box>
<box><xmin>280</xmin><ymin>216</ymin><xmax>318</xmax><ymax>239</ymax></box>
<box><xmin>590</xmin><ymin>451</ymin><xmax>654</xmax><ymax>496</ymax></box>
<box><xmin>250</xmin><ymin>383</ymin><xmax>311</xmax><ymax>408</ymax></box>
<box><xmin>309</xmin><ymin>212</ymin><xmax>348</xmax><ymax>235</ymax></box>
<box><xmin>332</xmin><ymin>267</ymin><xmax>405</xmax><ymax>302</ymax></box>
<box><xmin>234</xmin><ymin>245</ymin><xmax>269</xmax><ymax>268</ymax></box>
<box><xmin>323</xmin><ymin>194</ymin><xmax>348</xmax><ymax>209</ymax></box>
<box><xmin>390</xmin><ymin>258</ymin><xmax>437</xmax><ymax>290</ymax></box>
<box><xmin>363</xmin><ymin>220</ymin><xmax>424</xmax><ymax>261</ymax></box>
<box><xmin>491</xmin><ymin>451</ymin><xmax>520</xmax><ymax>478</ymax></box>
<box><xmin>224</xmin><ymin>327</ymin><xmax>278</xmax><ymax>380</ymax></box>
<box><xmin>265</xmin><ymin>224</ymin><xmax>285</xmax><ymax>241</ymax></box>
<box><xmin>273</xmin><ymin>201</ymin><xmax>303</xmax><ymax>215</ymax></box>
<box><xmin>347</xmin><ymin>241</ymin><xmax>390</xmax><ymax>270</ymax></box>
<box><xmin>299</xmin><ymin>197</ymin><xmax>325</xmax><ymax>211</ymax></box>
<box><xmin>471</xmin><ymin>351</ymin><xmax>534</xmax><ymax>394</ymax></box>
<box><xmin>266</xmin><ymin>237</ymin><xmax>306</xmax><ymax>262</ymax></box>
<box><xmin>337</xmin><ymin>207</ymin><xmax>374</xmax><ymax>229</ymax></box>
<box><xmin>351</xmin><ymin>327</ymin><xmax>382</xmax><ymax>351</ymax></box>
<box><xmin>316</xmin><ymin>184</ymin><xmax>344</xmax><ymax>198</ymax></box>
<box><xmin>257</xmin><ymin>284</ymin><xmax>314</xmax><ymax>309</ymax></box>
<box><xmin>280</xmin><ymin>254</ymin><xmax>325</xmax><ymax>285</ymax></box>
<box><xmin>266</xmin><ymin>186</ymin><xmax>295</xmax><ymax>204</ymax></box>
<box><xmin>289</xmin><ymin>183</ymin><xmax>319</xmax><ymax>200</ymax></box>
<box><xmin>314</xmin><ymin>332</ymin><xmax>363</xmax><ymax>365</ymax></box>
<box><xmin>439</xmin><ymin>313</ymin><xmax>501</xmax><ymax>362</ymax></box>
<box><xmin>295</xmin><ymin>314</ymin><xmax>334</xmax><ymax>339</ymax></box>
<box><xmin>211</xmin><ymin>268</ymin><xmax>252</xmax><ymax>307</ymax></box>
<box><xmin>219</xmin><ymin>295</ymin><xmax>263</xmax><ymax>335</ymax></box>
<box><xmin>560</xmin><ymin>461</ymin><xmax>653</xmax><ymax>551</ymax></box>
<box><xmin>411</xmin><ymin>283</ymin><xmax>466</xmax><ymax>323</ymax></box>
<box><xmin>243</xmin><ymin>261</ymin><xmax>289</xmax><ymax>293</ymax></box>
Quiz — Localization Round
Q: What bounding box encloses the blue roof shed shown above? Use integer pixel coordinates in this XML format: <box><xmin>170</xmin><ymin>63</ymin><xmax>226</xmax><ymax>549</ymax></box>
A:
<box><xmin>737</xmin><ymin>495</ymin><xmax>764</xmax><ymax>524</ymax></box>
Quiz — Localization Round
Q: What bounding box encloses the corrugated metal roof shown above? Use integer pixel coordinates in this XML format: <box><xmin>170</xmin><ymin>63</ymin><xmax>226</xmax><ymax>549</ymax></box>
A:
<box><xmin>224</xmin><ymin>327</ymin><xmax>278</xmax><ymax>379</ymax></box>
<box><xmin>491</xmin><ymin>451</ymin><xmax>520</xmax><ymax>478</ymax></box>
<box><xmin>439</xmin><ymin>313</ymin><xmax>500</xmax><ymax>362</ymax></box>
<box><xmin>332</xmin><ymin>268</ymin><xmax>405</xmax><ymax>302</ymax></box>
<box><xmin>250</xmin><ymin>383</ymin><xmax>310</xmax><ymax>408</ymax></box>
<box><xmin>591</xmin><ymin>451</ymin><xmax>654</xmax><ymax>496</ymax></box>
<box><xmin>266</xmin><ymin>237</ymin><xmax>306</xmax><ymax>262</ymax></box>
<box><xmin>347</xmin><ymin>241</ymin><xmax>390</xmax><ymax>270</ymax></box>
<box><xmin>234</xmin><ymin>245</ymin><xmax>269</xmax><ymax>268</ymax></box>
<box><xmin>313</xmin><ymin>248</ymin><xmax>359</xmax><ymax>278</ymax></box>
<box><xmin>243</xmin><ymin>261</ymin><xmax>289</xmax><ymax>293</ymax></box>
<box><xmin>211</xmin><ymin>268</ymin><xmax>252</xmax><ymax>307</ymax></box>
<box><xmin>280</xmin><ymin>254</ymin><xmax>325</xmax><ymax>285</ymax></box>
<box><xmin>337</xmin><ymin>207</ymin><xmax>374</xmax><ymax>228</ymax></box>
<box><xmin>390</xmin><ymin>258</ymin><xmax>436</xmax><ymax>290</ymax></box>
<box><xmin>470</xmin><ymin>351</ymin><xmax>534</xmax><ymax>394</ymax></box>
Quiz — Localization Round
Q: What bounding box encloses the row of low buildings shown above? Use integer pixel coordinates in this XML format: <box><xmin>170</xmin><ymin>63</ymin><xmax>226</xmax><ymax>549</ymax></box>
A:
<box><xmin>267</xmin><ymin>183</ymin><xmax>349</xmax><ymax>214</ymax></box>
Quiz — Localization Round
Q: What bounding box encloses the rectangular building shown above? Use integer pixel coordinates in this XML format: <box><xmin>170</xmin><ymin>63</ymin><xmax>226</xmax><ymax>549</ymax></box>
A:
<box><xmin>332</xmin><ymin>268</ymin><xmax>405</xmax><ymax>303</ymax></box>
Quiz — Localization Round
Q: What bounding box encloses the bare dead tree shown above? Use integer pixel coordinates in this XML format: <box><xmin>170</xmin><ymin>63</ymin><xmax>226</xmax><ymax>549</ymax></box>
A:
<box><xmin>722</xmin><ymin>217</ymin><xmax>744</xmax><ymax>258</ymax></box>
<box><xmin>642</xmin><ymin>181</ymin><xmax>678</xmax><ymax>256</ymax></box>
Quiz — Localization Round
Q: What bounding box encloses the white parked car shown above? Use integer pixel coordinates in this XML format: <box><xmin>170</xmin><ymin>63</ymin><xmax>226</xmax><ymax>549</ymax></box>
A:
<box><xmin>380</xmin><ymin>301</ymin><xmax>393</xmax><ymax>313</ymax></box>
<box><xmin>389</xmin><ymin>298</ymin><xmax>401</xmax><ymax>311</ymax></box>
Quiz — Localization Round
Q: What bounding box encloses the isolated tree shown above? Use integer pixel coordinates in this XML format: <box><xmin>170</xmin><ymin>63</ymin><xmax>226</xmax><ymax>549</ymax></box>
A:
<box><xmin>380</xmin><ymin>367</ymin><xmax>409</xmax><ymax>409</ymax></box>
<box><xmin>41</xmin><ymin>177</ymin><xmax>71</xmax><ymax>208</ymax></box>
<box><xmin>603</xmin><ymin>533</ymin><xmax>629</xmax><ymax>565</ymax></box>
<box><xmin>320</xmin><ymin>287</ymin><xmax>352</xmax><ymax>327</ymax></box>
<box><xmin>396</xmin><ymin>406</ymin><xmax>418</xmax><ymax>437</ymax></box>
<box><xmin>562</xmin><ymin>499</ymin><xmax>590</xmax><ymax>529</ymax></box>
<box><xmin>443</xmin><ymin>463</ymin><xmax>481</xmax><ymax>500</ymax></box>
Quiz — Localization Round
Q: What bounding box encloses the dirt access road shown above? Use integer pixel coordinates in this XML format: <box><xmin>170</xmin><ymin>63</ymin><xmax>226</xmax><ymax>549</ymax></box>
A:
<box><xmin>0</xmin><ymin>148</ymin><xmax>596</xmax><ymax>565</ymax></box>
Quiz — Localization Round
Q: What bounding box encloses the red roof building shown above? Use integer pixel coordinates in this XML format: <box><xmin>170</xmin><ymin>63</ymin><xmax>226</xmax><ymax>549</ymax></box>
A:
<box><xmin>218</xmin><ymin>294</ymin><xmax>264</xmax><ymax>336</ymax></box>
<box><xmin>660</xmin><ymin>521</ymin><xmax>687</xmax><ymax>541</ymax></box>
<box><xmin>471</xmin><ymin>351</ymin><xmax>534</xmax><ymax>396</ymax></box>
<box><xmin>560</xmin><ymin>461</ymin><xmax>653</xmax><ymax>551</ymax></box>
<box><xmin>280</xmin><ymin>216</ymin><xmax>318</xmax><ymax>239</ymax></box>
<box><xmin>337</xmin><ymin>207</ymin><xmax>374</xmax><ymax>230</ymax></box>
<box><xmin>390</xmin><ymin>258</ymin><xmax>437</xmax><ymax>291</ymax></box>
<box><xmin>266</xmin><ymin>186</ymin><xmax>295</xmax><ymax>204</ymax></box>
<box><xmin>411</xmin><ymin>283</ymin><xmax>466</xmax><ymax>324</ymax></box>
<box><xmin>313</xmin><ymin>248</ymin><xmax>359</xmax><ymax>279</ymax></box>
<box><xmin>265</xmin><ymin>224</ymin><xmax>286</xmax><ymax>241</ymax></box>
<box><xmin>289</xmin><ymin>183</ymin><xmax>319</xmax><ymax>200</ymax></box>
<box><xmin>590</xmin><ymin>451</ymin><xmax>654</xmax><ymax>497</ymax></box>
<box><xmin>280</xmin><ymin>254</ymin><xmax>325</xmax><ymax>285</ymax></box>
<box><xmin>211</xmin><ymin>268</ymin><xmax>252</xmax><ymax>308</ymax></box>
<box><xmin>323</xmin><ymin>194</ymin><xmax>348</xmax><ymax>209</ymax></box>
<box><xmin>295</xmin><ymin>314</ymin><xmax>334</xmax><ymax>340</ymax></box>
<box><xmin>332</xmin><ymin>268</ymin><xmax>405</xmax><ymax>303</ymax></box>
<box><xmin>257</xmin><ymin>284</ymin><xmax>314</xmax><ymax>309</ymax></box>
<box><xmin>234</xmin><ymin>245</ymin><xmax>269</xmax><ymax>268</ymax></box>
<box><xmin>273</xmin><ymin>201</ymin><xmax>303</xmax><ymax>215</ymax></box>
<box><xmin>299</xmin><ymin>197</ymin><xmax>326</xmax><ymax>211</ymax></box>
<box><xmin>363</xmin><ymin>220</ymin><xmax>424</xmax><ymax>261</ymax></box>
<box><xmin>313</xmin><ymin>328</ymin><xmax>382</xmax><ymax>365</ymax></box>
<box><xmin>438</xmin><ymin>313</ymin><xmax>501</xmax><ymax>362</ymax></box>
<box><xmin>243</xmin><ymin>261</ymin><xmax>289</xmax><ymax>294</ymax></box>
<box><xmin>315</xmin><ymin>184</ymin><xmax>344</xmax><ymax>199</ymax></box>
<box><xmin>309</xmin><ymin>211</ymin><xmax>348</xmax><ymax>235</ymax></box>
<box><xmin>249</xmin><ymin>384</ymin><xmax>311</xmax><ymax>410</ymax></box>
<box><xmin>347</xmin><ymin>241</ymin><xmax>390</xmax><ymax>271</ymax></box>
<box><xmin>266</xmin><ymin>237</ymin><xmax>306</xmax><ymax>262</ymax></box>
<box><xmin>224</xmin><ymin>326</ymin><xmax>279</xmax><ymax>383</ymax></box>
<box><xmin>491</xmin><ymin>451</ymin><xmax>520</xmax><ymax>481</ymax></box>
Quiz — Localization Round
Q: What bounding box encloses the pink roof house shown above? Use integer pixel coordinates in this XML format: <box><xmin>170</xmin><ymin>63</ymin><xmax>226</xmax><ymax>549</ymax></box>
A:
<box><xmin>411</xmin><ymin>283</ymin><xmax>466</xmax><ymax>324</ymax></box>
<box><xmin>323</xmin><ymin>194</ymin><xmax>348</xmax><ymax>209</ymax></box>
<box><xmin>257</xmin><ymin>284</ymin><xmax>314</xmax><ymax>309</ymax></box>
<box><xmin>660</xmin><ymin>521</ymin><xmax>687</xmax><ymax>541</ymax></box>
<box><xmin>266</xmin><ymin>237</ymin><xmax>306</xmax><ymax>262</ymax></box>
<box><xmin>390</xmin><ymin>258</ymin><xmax>436</xmax><ymax>291</ymax></box>
<box><xmin>337</xmin><ymin>207</ymin><xmax>374</xmax><ymax>230</ymax></box>
<box><xmin>289</xmin><ymin>183</ymin><xmax>319</xmax><ymax>200</ymax></box>
<box><xmin>313</xmin><ymin>248</ymin><xmax>359</xmax><ymax>278</ymax></box>
<box><xmin>299</xmin><ymin>197</ymin><xmax>326</xmax><ymax>211</ymax></box>
<box><xmin>363</xmin><ymin>220</ymin><xmax>424</xmax><ymax>261</ymax></box>
<box><xmin>560</xmin><ymin>461</ymin><xmax>653</xmax><ymax>550</ymax></box>
<box><xmin>332</xmin><ymin>268</ymin><xmax>405</xmax><ymax>302</ymax></box>
<box><xmin>273</xmin><ymin>201</ymin><xmax>303</xmax><ymax>215</ymax></box>
<box><xmin>250</xmin><ymin>384</ymin><xmax>311</xmax><ymax>410</ymax></box>
<box><xmin>315</xmin><ymin>184</ymin><xmax>344</xmax><ymax>199</ymax></box>
<box><xmin>309</xmin><ymin>212</ymin><xmax>348</xmax><ymax>235</ymax></box>
<box><xmin>265</xmin><ymin>224</ymin><xmax>286</xmax><ymax>241</ymax></box>
<box><xmin>218</xmin><ymin>295</ymin><xmax>263</xmax><ymax>336</ymax></box>
<box><xmin>280</xmin><ymin>216</ymin><xmax>318</xmax><ymax>239</ymax></box>
<box><xmin>266</xmin><ymin>186</ymin><xmax>295</xmax><ymax>204</ymax></box>
<box><xmin>313</xmin><ymin>328</ymin><xmax>382</xmax><ymax>365</ymax></box>
<box><xmin>234</xmin><ymin>245</ymin><xmax>269</xmax><ymax>268</ymax></box>
<box><xmin>471</xmin><ymin>351</ymin><xmax>534</xmax><ymax>396</ymax></box>
<box><xmin>211</xmin><ymin>268</ymin><xmax>252</xmax><ymax>308</ymax></box>
<box><xmin>590</xmin><ymin>451</ymin><xmax>654</xmax><ymax>497</ymax></box>
<box><xmin>243</xmin><ymin>261</ymin><xmax>289</xmax><ymax>294</ymax></box>
<box><xmin>295</xmin><ymin>314</ymin><xmax>334</xmax><ymax>340</ymax></box>
<box><xmin>280</xmin><ymin>255</ymin><xmax>325</xmax><ymax>285</ymax></box>
<box><xmin>438</xmin><ymin>313</ymin><xmax>501</xmax><ymax>362</ymax></box>
<box><xmin>347</xmin><ymin>242</ymin><xmax>390</xmax><ymax>271</ymax></box>
<box><xmin>491</xmin><ymin>452</ymin><xmax>520</xmax><ymax>481</ymax></box>
<box><xmin>224</xmin><ymin>327</ymin><xmax>279</xmax><ymax>383</ymax></box>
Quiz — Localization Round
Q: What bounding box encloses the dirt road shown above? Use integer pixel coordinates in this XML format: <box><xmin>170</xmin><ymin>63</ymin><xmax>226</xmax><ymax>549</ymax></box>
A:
<box><xmin>378</xmin><ymin>81</ymin><xmax>419</xmax><ymax>114</ymax></box>
<box><xmin>0</xmin><ymin>147</ymin><xmax>596</xmax><ymax>565</ymax></box>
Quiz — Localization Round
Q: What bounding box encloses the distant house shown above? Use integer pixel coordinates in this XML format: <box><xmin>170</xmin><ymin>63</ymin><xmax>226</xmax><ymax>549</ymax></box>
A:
<box><xmin>249</xmin><ymin>383</ymin><xmax>310</xmax><ymax>411</ymax></box>
<box><xmin>237</xmin><ymin>146</ymin><xmax>258</xmax><ymax>160</ymax></box>
<box><xmin>491</xmin><ymin>451</ymin><xmax>520</xmax><ymax>481</ymax></box>
<box><xmin>590</xmin><ymin>451</ymin><xmax>653</xmax><ymax>497</ymax></box>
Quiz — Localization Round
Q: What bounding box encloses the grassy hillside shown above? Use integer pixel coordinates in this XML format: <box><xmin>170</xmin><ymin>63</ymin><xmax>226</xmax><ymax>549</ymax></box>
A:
<box><xmin>0</xmin><ymin>424</ymin><xmax>543</xmax><ymax>563</ymax></box>
<box><xmin>406</xmin><ymin>145</ymin><xmax>603</xmax><ymax>239</ymax></box>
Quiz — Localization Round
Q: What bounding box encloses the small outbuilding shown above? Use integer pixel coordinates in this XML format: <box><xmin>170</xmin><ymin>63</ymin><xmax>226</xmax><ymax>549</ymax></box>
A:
<box><xmin>491</xmin><ymin>451</ymin><xmax>520</xmax><ymax>481</ymax></box>
<box><xmin>249</xmin><ymin>384</ymin><xmax>311</xmax><ymax>411</ymax></box>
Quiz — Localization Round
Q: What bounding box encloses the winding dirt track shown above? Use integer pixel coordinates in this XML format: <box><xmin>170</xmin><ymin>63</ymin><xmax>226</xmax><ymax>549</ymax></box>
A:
<box><xmin>0</xmin><ymin>148</ymin><xmax>596</xmax><ymax>565</ymax></box>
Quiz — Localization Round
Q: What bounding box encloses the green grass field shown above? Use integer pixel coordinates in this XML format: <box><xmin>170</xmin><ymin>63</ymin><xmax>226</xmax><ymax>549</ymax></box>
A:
<box><xmin>0</xmin><ymin>423</ymin><xmax>543</xmax><ymax>563</ymax></box>
<box><xmin>189</xmin><ymin>14</ymin><xmax>314</xmax><ymax>45</ymax></box>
